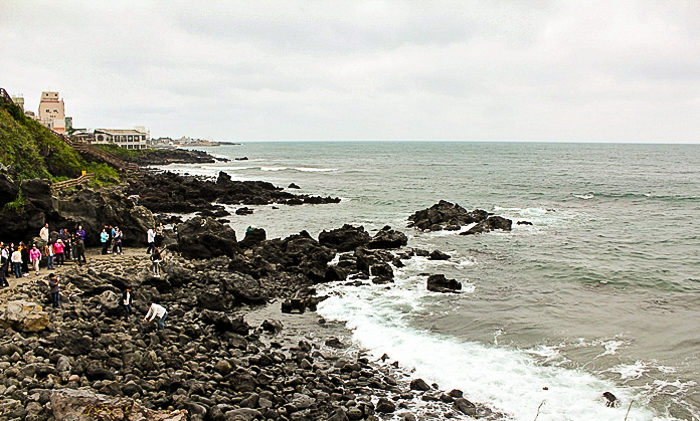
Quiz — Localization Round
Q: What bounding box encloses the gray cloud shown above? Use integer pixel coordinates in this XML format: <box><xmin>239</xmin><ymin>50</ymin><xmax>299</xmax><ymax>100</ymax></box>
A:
<box><xmin>2</xmin><ymin>0</ymin><xmax>699</xmax><ymax>142</ymax></box>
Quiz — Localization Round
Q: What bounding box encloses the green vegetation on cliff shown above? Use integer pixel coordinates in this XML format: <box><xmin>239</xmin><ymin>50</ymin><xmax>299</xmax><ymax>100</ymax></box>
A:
<box><xmin>0</xmin><ymin>100</ymin><xmax>119</xmax><ymax>184</ymax></box>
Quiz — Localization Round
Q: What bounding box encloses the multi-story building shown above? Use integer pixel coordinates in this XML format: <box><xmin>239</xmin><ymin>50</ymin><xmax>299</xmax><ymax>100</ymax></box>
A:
<box><xmin>93</xmin><ymin>128</ymin><xmax>149</xmax><ymax>150</ymax></box>
<box><xmin>38</xmin><ymin>91</ymin><xmax>66</xmax><ymax>133</ymax></box>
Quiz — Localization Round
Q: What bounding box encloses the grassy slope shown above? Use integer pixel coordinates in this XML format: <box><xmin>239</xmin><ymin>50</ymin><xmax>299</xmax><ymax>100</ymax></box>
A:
<box><xmin>0</xmin><ymin>100</ymin><xmax>118</xmax><ymax>183</ymax></box>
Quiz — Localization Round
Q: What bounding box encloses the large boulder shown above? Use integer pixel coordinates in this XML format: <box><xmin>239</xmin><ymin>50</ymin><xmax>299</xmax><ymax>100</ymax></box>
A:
<box><xmin>319</xmin><ymin>224</ymin><xmax>371</xmax><ymax>252</ymax></box>
<box><xmin>366</xmin><ymin>226</ymin><xmax>408</xmax><ymax>249</ymax></box>
<box><xmin>177</xmin><ymin>216</ymin><xmax>239</xmax><ymax>259</ymax></box>
<box><xmin>250</xmin><ymin>231</ymin><xmax>335</xmax><ymax>284</ymax></box>
<box><xmin>461</xmin><ymin>215</ymin><xmax>513</xmax><ymax>236</ymax></box>
<box><xmin>239</xmin><ymin>227</ymin><xmax>266</xmax><ymax>249</ymax></box>
<box><xmin>408</xmin><ymin>200</ymin><xmax>490</xmax><ymax>231</ymax></box>
<box><xmin>55</xmin><ymin>187</ymin><xmax>155</xmax><ymax>247</ymax></box>
<box><xmin>427</xmin><ymin>274</ymin><xmax>462</xmax><ymax>293</ymax></box>
<box><xmin>50</xmin><ymin>388</ymin><xmax>188</xmax><ymax>421</ymax></box>
<box><xmin>0</xmin><ymin>300</ymin><xmax>50</xmax><ymax>332</ymax></box>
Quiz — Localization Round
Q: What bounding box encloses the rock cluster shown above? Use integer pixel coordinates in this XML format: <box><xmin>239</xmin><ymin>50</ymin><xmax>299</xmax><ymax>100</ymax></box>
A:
<box><xmin>0</xmin><ymin>233</ymin><xmax>498</xmax><ymax>420</ymax></box>
<box><xmin>0</xmin><ymin>171</ymin><xmax>155</xmax><ymax>247</ymax></box>
<box><xmin>407</xmin><ymin>200</ymin><xmax>513</xmax><ymax>234</ymax></box>
<box><xmin>127</xmin><ymin>149</ymin><xmax>227</xmax><ymax>166</ymax></box>
<box><xmin>128</xmin><ymin>171</ymin><xmax>341</xmax><ymax>216</ymax></box>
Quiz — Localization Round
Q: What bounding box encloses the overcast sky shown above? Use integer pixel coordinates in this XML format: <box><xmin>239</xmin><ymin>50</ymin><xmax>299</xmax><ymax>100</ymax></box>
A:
<box><xmin>2</xmin><ymin>1</ymin><xmax>699</xmax><ymax>142</ymax></box>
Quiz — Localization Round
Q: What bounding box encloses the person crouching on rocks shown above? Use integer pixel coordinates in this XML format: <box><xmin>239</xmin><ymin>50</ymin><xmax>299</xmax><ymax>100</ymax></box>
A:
<box><xmin>144</xmin><ymin>301</ymin><xmax>167</xmax><ymax>331</ymax></box>
<box><xmin>48</xmin><ymin>273</ymin><xmax>60</xmax><ymax>308</ymax></box>
<box><xmin>150</xmin><ymin>247</ymin><xmax>162</xmax><ymax>277</ymax></box>
<box><xmin>29</xmin><ymin>244</ymin><xmax>42</xmax><ymax>276</ymax></box>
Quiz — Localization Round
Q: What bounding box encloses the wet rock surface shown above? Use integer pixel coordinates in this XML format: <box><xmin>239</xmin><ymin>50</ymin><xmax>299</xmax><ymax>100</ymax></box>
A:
<box><xmin>408</xmin><ymin>200</ymin><xmax>512</xmax><ymax>234</ymax></box>
<box><xmin>128</xmin><ymin>171</ymin><xmax>341</xmax><ymax>215</ymax></box>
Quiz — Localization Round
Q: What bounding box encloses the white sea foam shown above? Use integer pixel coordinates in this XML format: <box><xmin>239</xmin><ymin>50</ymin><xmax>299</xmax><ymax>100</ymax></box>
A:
<box><xmin>574</xmin><ymin>194</ymin><xmax>595</xmax><ymax>200</ymax></box>
<box><xmin>595</xmin><ymin>340</ymin><xmax>626</xmax><ymax>358</ymax></box>
<box><xmin>260</xmin><ymin>166</ymin><xmax>288</xmax><ymax>171</ymax></box>
<box><xmin>608</xmin><ymin>361</ymin><xmax>650</xmax><ymax>380</ymax></box>
<box><xmin>293</xmin><ymin>167</ymin><xmax>338</xmax><ymax>172</ymax></box>
<box><xmin>316</xmin><ymin>280</ymin><xmax>679</xmax><ymax>421</ymax></box>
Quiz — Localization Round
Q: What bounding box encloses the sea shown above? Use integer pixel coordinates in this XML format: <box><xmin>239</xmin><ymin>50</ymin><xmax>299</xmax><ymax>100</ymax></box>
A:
<box><xmin>159</xmin><ymin>141</ymin><xmax>700</xmax><ymax>421</ymax></box>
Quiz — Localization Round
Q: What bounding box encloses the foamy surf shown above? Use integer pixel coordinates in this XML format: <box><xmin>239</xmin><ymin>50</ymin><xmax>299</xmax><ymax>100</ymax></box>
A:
<box><xmin>316</xmin><ymin>280</ymin><xmax>681</xmax><ymax>421</ymax></box>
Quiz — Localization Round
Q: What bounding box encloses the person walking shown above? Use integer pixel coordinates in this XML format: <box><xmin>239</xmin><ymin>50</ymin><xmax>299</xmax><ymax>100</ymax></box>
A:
<box><xmin>44</xmin><ymin>243</ymin><xmax>55</xmax><ymax>270</ymax></box>
<box><xmin>11</xmin><ymin>247</ymin><xmax>22</xmax><ymax>278</ymax></box>
<box><xmin>144</xmin><ymin>301</ymin><xmax>167</xmax><ymax>331</ymax></box>
<box><xmin>29</xmin><ymin>244</ymin><xmax>42</xmax><ymax>276</ymax></box>
<box><xmin>48</xmin><ymin>273</ymin><xmax>60</xmax><ymax>308</ymax></box>
<box><xmin>150</xmin><ymin>247</ymin><xmax>162</xmax><ymax>277</ymax></box>
<box><xmin>53</xmin><ymin>239</ymin><xmax>65</xmax><ymax>267</ymax></box>
<box><xmin>39</xmin><ymin>223</ymin><xmax>49</xmax><ymax>243</ymax></box>
<box><xmin>146</xmin><ymin>227</ymin><xmax>156</xmax><ymax>254</ymax></box>
<box><xmin>0</xmin><ymin>262</ymin><xmax>8</xmax><ymax>288</ymax></box>
<box><xmin>100</xmin><ymin>229</ymin><xmax>109</xmax><ymax>255</ymax></box>
<box><xmin>1</xmin><ymin>244</ymin><xmax>9</xmax><ymax>278</ymax></box>
<box><xmin>19</xmin><ymin>243</ymin><xmax>29</xmax><ymax>276</ymax></box>
<box><xmin>122</xmin><ymin>287</ymin><xmax>133</xmax><ymax>321</ymax></box>
<box><xmin>74</xmin><ymin>238</ymin><xmax>87</xmax><ymax>266</ymax></box>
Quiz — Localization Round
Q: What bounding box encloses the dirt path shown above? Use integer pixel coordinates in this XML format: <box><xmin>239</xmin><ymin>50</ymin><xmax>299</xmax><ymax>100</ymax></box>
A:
<box><xmin>5</xmin><ymin>246</ymin><xmax>152</xmax><ymax>288</ymax></box>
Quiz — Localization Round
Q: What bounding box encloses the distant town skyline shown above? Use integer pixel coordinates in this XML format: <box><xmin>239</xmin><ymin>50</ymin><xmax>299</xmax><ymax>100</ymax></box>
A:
<box><xmin>3</xmin><ymin>1</ymin><xmax>699</xmax><ymax>143</ymax></box>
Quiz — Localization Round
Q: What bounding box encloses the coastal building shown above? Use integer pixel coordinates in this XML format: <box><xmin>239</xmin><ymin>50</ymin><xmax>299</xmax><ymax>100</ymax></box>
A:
<box><xmin>38</xmin><ymin>91</ymin><xmax>66</xmax><ymax>133</ymax></box>
<box><xmin>93</xmin><ymin>128</ymin><xmax>149</xmax><ymax>149</ymax></box>
<box><xmin>11</xmin><ymin>95</ymin><xmax>24</xmax><ymax>112</ymax></box>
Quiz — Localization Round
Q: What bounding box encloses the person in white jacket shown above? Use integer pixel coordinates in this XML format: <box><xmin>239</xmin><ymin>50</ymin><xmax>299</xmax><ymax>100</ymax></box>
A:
<box><xmin>144</xmin><ymin>301</ymin><xmax>167</xmax><ymax>331</ymax></box>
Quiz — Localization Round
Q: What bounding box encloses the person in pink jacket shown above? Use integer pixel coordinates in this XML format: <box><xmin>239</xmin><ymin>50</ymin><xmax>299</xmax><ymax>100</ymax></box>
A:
<box><xmin>53</xmin><ymin>239</ymin><xmax>65</xmax><ymax>267</ymax></box>
<box><xmin>29</xmin><ymin>244</ymin><xmax>42</xmax><ymax>276</ymax></box>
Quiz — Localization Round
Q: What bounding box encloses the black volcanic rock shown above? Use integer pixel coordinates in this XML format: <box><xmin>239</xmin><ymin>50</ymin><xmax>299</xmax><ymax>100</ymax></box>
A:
<box><xmin>319</xmin><ymin>224</ymin><xmax>371</xmax><ymax>252</ymax></box>
<box><xmin>427</xmin><ymin>274</ymin><xmax>462</xmax><ymax>293</ymax></box>
<box><xmin>409</xmin><ymin>200</ymin><xmax>513</xmax><ymax>234</ymax></box>
<box><xmin>128</xmin><ymin>170</ymin><xmax>340</xmax><ymax>214</ymax></box>
<box><xmin>366</xmin><ymin>226</ymin><xmax>408</xmax><ymax>249</ymax></box>
<box><xmin>461</xmin><ymin>215</ymin><xmax>512</xmax><ymax>235</ymax></box>
<box><xmin>177</xmin><ymin>216</ymin><xmax>239</xmax><ymax>259</ymax></box>
<box><xmin>239</xmin><ymin>227</ymin><xmax>266</xmax><ymax>249</ymax></box>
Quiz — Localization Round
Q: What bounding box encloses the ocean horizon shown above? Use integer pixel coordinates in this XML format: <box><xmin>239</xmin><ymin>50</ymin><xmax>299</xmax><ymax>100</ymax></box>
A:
<box><xmin>158</xmin><ymin>141</ymin><xmax>700</xmax><ymax>420</ymax></box>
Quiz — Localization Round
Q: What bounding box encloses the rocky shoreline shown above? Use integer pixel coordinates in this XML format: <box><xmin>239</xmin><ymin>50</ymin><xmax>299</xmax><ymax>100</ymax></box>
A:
<box><xmin>0</xmin><ymin>220</ymin><xmax>506</xmax><ymax>421</ymax></box>
<box><xmin>0</xmin><ymin>156</ymin><xmax>516</xmax><ymax>420</ymax></box>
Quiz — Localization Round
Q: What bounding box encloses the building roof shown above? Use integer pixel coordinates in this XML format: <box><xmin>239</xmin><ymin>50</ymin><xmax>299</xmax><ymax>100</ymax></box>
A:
<box><xmin>95</xmin><ymin>129</ymin><xmax>147</xmax><ymax>135</ymax></box>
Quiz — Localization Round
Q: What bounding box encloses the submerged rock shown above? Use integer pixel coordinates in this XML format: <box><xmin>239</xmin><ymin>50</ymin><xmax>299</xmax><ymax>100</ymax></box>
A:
<box><xmin>426</xmin><ymin>274</ymin><xmax>462</xmax><ymax>293</ymax></box>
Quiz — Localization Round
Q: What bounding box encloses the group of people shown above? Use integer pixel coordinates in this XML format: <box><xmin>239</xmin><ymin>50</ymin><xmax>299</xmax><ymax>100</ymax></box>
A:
<box><xmin>100</xmin><ymin>224</ymin><xmax>125</xmax><ymax>256</ymax></box>
<box><xmin>122</xmin><ymin>287</ymin><xmax>168</xmax><ymax>330</ymax></box>
<box><xmin>0</xmin><ymin>224</ymin><xmax>88</xmax><ymax>282</ymax></box>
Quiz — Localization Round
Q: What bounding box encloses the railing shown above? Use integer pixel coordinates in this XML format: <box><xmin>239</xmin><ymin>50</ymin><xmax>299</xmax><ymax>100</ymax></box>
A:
<box><xmin>52</xmin><ymin>173</ymin><xmax>95</xmax><ymax>190</ymax></box>
<box><xmin>0</xmin><ymin>88</ymin><xmax>12</xmax><ymax>104</ymax></box>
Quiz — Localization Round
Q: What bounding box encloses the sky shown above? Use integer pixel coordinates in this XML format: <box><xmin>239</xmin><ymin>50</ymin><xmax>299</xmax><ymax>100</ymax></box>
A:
<box><xmin>2</xmin><ymin>1</ymin><xmax>699</xmax><ymax>143</ymax></box>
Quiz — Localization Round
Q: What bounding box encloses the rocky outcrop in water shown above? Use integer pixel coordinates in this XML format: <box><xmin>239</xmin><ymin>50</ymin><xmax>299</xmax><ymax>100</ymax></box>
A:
<box><xmin>426</xmin><ymin>274</ymin><xmax>462</xmax><ymax>293</ymax></box>
<box><xmin>408</xmin><ymin>200</ymin><xmax>512</xmax><ymax>234</ymax></box>
<box><xmin>319</xmin><ymin>224</ymin><xmax>371</xmax><ymax>252</ymax></box>
<box><xmin>128</xmin><ymin>148</ymin><xmax>227</xmax><ymax>166</ymax></box>
<box><xmin>128</xmin><ymin>171</ymin><xmax>341</xmax><ymax>215</ymax></box>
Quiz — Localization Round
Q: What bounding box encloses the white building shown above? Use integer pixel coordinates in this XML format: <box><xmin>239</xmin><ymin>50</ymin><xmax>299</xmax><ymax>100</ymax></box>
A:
<box><xmin>93</xmin><ymin>128</ymin><xmax>149</xmax><ymax>150</ymax></box>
